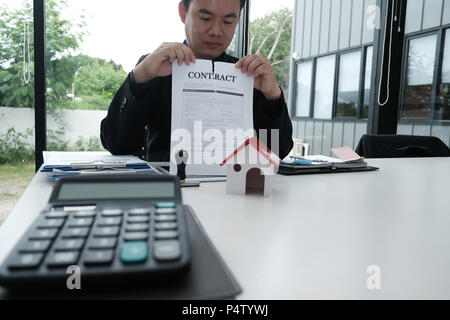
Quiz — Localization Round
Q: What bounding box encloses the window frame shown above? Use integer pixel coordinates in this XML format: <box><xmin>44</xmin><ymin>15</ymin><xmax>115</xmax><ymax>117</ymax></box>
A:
<box><xmin>34</xmin><ymin>0</ymin><xmax>46</xmax><ymax>172</ymax></box>
<box><xmin>32</xmin><ymin>0</ymin><xmax>252</xmax><ymax>170</ymax></box>
<box><xmin>398</xmin><ymin>26</ymin><xmax>450</xmax><ymax>125</ymax></box>
<box><xmin>235</xmin><ymin>0</ymin><xmax>250</xmax><ymax>59</ymax></box>
<box><xmin>335</xmin><ymin>48</ymin><xmax>363</xmax><ymax>120</ymax></box>
<box><xmin>292</xmin><ymin>58</ymin><xmax>315</xmax><ymax>118</ymax></box>
<box><xmin>291</xmin><ymin>43</ymin><xmax>373</xmax><ymax>122</ymax></box>
<box><xmin>361</xmin><ymin>45</ymin><xmax>374</xmax><ymax>119</ymax></box>
<box><xmin>313</xmin><ymin>53</ymin><xmax>336</xmax><ymax>120</ymax></box>
<box><xmin>436</xmin><ymin>28</ymin><xmax>450</xmax><ymax>121</ymax></box>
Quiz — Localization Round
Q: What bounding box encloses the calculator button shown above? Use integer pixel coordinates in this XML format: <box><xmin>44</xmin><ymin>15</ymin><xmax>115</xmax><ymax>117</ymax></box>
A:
<box><xmin>73</xmin><ymin>211</ymin><xmax>97</xmax><ymax>218</ymax></box>
<box><xmin>155</xmin><ymin>202</ymin><xmax>176</xmax><ymax>209</ymax></box>
<box><xmin>93</xmin><ymin>227</ymin><xmax>120</xmax><ymax>237</ymax></box>
<box><xmin>155</xmin><ymin>208</ymin><xmax>176</xmax><ymax>215</ymax></box>
<box><xmin>123</xmin><ymin>232</ymin><xmax>148</xmax><ymax>241</ymax></box>
<box><xmin>83</xmin><ymin>250</ymin><xmax>115</xmax><ymax>265</ymax></box>
<box><xmin>53</xmin><ymin>239</ymin><xmax>85</xmax><ymax>251</ymax></box>
<box><xmin>47</xmin><ymin>251</ymin><xmax>80</xmax><ymax>267</ymax></box>
<box><xmin>97</xmin><ymin>217</ymin><xmax>122</xmax><ymax>226</ymax></box>
<box><xmin>154</xmin><ymin>231</ymin><xmax>179</xmax><ymax>240</ymax></box>
<box><xmin>45</xmin><ymin>211</ymin><xmax>69</xmax><ymax>219</ymax></box>
<box><xmin>127</xmin><ymin>216</ymin><xmax>150</xmax><ymax>223</ymax></box>
<box><xmin>8</xmin><ymin>253</ymin><xmax>44</xmax><ymax>270</ymax></box>
<box><xmin>154</xmin><ymin>215</ymin><xmax>177</xmax><ymax>222</ymax></box>
<box><xmin>30</xmin><ymin>229</ymin><xmax>59</xmax><ymax>240</ymax></box>
<box><xmin>153</xmin><ymin>241</ymin><xmax>181</xmax><ymax>261</ymax></box>
<box><xmin>19</xmin><ymin>240</ymin><xmax>51</xmax><ymax>253</ymax></box>
<box><xmin>38</xmin><ymin>218</ymin><xmax>65</xmax><ymax>229</ymax></box>
<box><xmin>101</xmin><ymin>209</ymin><xmax>123</xmax><ymax>217</ymax></box>
<box><xmin>61</xmin><ymin>227</ymin><xmax>90</xmax><ymax>239</ymax></box>
<box><xmin>154</xmin><ymin>222</ymin><xmax>178</xmax><ymax>231</ymax></box>
<box><xmin>120</xmin><ymin>242</ymin><xmax>148</xmax><ymax>263</ymax></box>
<box><xmin>67</xmin><ymin>218</ymin><xmax>94</xmax><ymax>228</ymax></box>
<box><xmin>128</xmin><ymin>208</ymin><xmax>152</xmax><ymax>216</ymax></box>
<box><xmin>88</xmin><ymin>238</ymin><xmax>117</xmax><ymax>250</ymax></box>
<box><xmin>125</xmin><ymin>224</ymin><xmax>149</xmax><ymax>232</ymax></box>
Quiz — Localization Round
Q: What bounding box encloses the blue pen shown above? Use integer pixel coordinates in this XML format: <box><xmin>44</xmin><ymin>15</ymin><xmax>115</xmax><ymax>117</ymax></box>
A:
<box><xmin>292</xmin><ymin>159</ymin><xmax>313</xmax><ymax>165</ymax></box>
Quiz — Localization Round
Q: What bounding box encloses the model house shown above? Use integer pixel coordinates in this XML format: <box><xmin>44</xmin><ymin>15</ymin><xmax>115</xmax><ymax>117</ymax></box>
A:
<box><xmin>220</xmin><ymin>137</ymin><xmax>280</xmax><ymax>196</ymax></box>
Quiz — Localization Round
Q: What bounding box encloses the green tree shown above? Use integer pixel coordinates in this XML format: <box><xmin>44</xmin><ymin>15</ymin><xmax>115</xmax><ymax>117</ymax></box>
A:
<box><xmin>248</xmin><ymin>8</ymin><xmax>293</xmax><ymax>101</ymax></box>
<box><xmin>57</xmin><ymin>55</ymin><xmax>127</xmax><ymax>110</ymax></box>
<box><xmin>73</xmin><ymin>55</ymin><xmax>126</xmax><ymax>100</ymax></box>
<box><xmin>0</xmin><ymin>0</ymin><xmax>86</xmax><ymax>109</ymax></box>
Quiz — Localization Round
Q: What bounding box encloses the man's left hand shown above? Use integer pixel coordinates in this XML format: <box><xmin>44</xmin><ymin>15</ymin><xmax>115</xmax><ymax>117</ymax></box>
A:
<box><xmin>235</xmin><ymin>54</ymin><xmax>281</xmax><ymax>100</ymax></box>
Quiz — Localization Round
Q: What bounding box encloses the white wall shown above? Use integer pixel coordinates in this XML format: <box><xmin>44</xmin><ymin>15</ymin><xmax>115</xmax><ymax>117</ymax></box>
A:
<box><xmin>0</xmin><ymin>107</ymin><xmax>107</xmax><ymax>148</ymax></box>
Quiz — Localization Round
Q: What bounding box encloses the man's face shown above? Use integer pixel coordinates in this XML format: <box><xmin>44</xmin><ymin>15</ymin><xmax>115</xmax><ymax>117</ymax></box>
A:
<box><xmin>179</xmin><ymin>0</ymin><xmax>241</xmax><ymax>60</ymax></box>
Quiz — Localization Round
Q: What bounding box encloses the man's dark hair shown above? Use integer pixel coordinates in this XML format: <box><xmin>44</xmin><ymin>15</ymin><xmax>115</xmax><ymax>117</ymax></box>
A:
<box><xmin>182</xmin><ymin>0</ymin><xmax>247</xmax><ymax>11</ymax></box>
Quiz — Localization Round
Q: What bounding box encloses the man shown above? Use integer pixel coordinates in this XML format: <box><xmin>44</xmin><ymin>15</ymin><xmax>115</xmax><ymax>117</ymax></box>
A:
<box><xmin>100</xmin><ymin>0</ymin><xmax>293</xmax><ymax>163</ymax></box>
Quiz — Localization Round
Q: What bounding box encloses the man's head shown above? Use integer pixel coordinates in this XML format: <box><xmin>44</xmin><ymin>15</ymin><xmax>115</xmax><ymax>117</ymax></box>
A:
<box><xmin>181</xmin><ymin>0</ymin><xmax>247</xmax><ymax>11</ymax></box>
<box><xmin>179</xmin><ymin>0</ymin><xmax>247</xmax><ymax>60</ymax></box>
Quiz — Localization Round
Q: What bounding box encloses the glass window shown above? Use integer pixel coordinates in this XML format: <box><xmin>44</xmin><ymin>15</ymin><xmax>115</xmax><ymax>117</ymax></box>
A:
<box><xmin>350</xmin><ymin>0</ymin><xmax>364</xmax><ymax>47</ymax></box>
<box><xmin>405</xmin><ymin>0</ymin><xmax>424</xmax><ymax>34</ymax></box>
<box><xmin>337</xmin><ymin>51</ymin><xmax>361</xmax><ymax>118</ymax></box>
<box><xmin>362</xmin><ymin>46</ymin><xmax>373</xmax><ymax>119</ymax></box>
<box><xmin>314</xmin><ymin>55</ymin><xmax>335</xmax><ymax>119</ymax></box>
<box><xmin>295</xmin><ymin>61</ymin><xmax>313</xmax><ymax>117</ymax></box>
<box><xmin>329</xmin><ymin>0</ymin><xmax>341</xmax><ymax>52</ymax></box>
<box><xmin>402</xmin><ymin>35</ymin><xmax>437</xmax><ymax>119</ymax></box>
<box><xmin>339</xmin><ymin>0</ymin><xmax>352</xmax><ymax>50</ymax></box>
<box><xmin>44</xmin><ymin>0</ymin><xmax>183</xmax><ymax>153</ymax></box>
<box><xmin>423</xmin><ymin>0</ymin><xmax>443</xmax><ymax>30</ymax></box>
<box><xmin>319</xmin><ymin>0</ymin><xmax>331</xmax><ymax>54</ymax></box>
<box><xmin>227</xmin><ymin>6</ymin><xmax>250</xmax><ymax>58</ymax></box>
<box><xmin>0</xmin><ymin>0</ymin><xmax>36</xmax><ymax>224</ymax></box>
<box><xmin>436</xmin><ymin>29</ymin><xmax>450</xmax><ymax>120</ymax></box>
<box><xmin>225</xmin><ymin>33</ymin><xmax>238</xmax><ymax>58</ymax></box>
<box><xmin>249</xmin><ymin>0</ymin><xmax>293</xmax><ymax>102</ymax></box>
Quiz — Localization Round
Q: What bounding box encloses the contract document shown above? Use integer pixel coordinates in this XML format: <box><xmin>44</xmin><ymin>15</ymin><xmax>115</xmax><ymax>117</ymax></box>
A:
<box><xmin>170</xmin><ymin>59</ymin><xmax>254</xmax><ymax>177</ymax></box>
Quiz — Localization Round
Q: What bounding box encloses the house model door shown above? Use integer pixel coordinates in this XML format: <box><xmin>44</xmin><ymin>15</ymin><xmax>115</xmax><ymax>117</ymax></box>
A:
<box><xmin>245</xmin><ymin>168</ymin><xmax>265</xmax><ymax>195</ymax></box>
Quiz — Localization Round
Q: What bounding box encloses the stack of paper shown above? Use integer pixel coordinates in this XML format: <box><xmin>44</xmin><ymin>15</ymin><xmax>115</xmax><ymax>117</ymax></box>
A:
<box><xmin>278</xmin><ymin>146</ymin><xmax>378</xmax><ymax>175</ymax></box>
<box><xmin>281</xmin><ymin>147</ymin><xmax>366</xmax><ymax>168</ymax></box>
<box><xmin>42</xmin><ymin>152</ymin><xmax>162</xmax><ymax>180</ymax></box>
<box><xmin>331</xmin><ymin>146</ymin><xmax>365</xmax><ymax>163</ymax></box>
<box><xmin>282</xmin><ymin>155</ymin><xmax>368</xmax><ymax>169</ymax></box>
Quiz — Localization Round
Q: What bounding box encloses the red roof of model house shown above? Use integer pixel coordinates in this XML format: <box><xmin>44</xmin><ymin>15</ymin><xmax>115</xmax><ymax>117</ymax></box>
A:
<box><xmin>220</xmin><ymin>137</ymin><xmax>280</xmax><ymax>167</ymax></box>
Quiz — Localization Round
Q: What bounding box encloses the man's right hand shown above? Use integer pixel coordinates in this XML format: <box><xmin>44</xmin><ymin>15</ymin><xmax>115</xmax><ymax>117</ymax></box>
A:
<box><xmin>132</xmin><ymin>42</ymin><xmax>196</xmax><ymax>83</ymax></box>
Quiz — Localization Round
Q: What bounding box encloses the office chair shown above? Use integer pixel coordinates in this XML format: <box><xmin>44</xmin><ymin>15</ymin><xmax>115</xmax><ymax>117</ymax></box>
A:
<box><xmin>355</xmin><ymin>134</ymin><xmax>450</xmax><ymax>158</ymax></box>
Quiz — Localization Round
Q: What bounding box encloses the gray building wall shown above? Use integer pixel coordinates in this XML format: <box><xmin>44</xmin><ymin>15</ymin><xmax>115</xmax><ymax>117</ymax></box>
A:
<box><xmin>288</xmin><ymin>0</ymin><xmax>376</xmax><ymax>156</ymax></box>
<box><xmin>288</xmin><ymin>0</ymin><xmax>450</xmax><ymax>155</ymax></box>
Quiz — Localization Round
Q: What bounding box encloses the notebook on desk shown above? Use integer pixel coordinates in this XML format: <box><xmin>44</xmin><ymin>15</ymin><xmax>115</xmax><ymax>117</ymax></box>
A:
<box><xmin>0</xmin><ymin>205</ymin><xmax>241</xmax><ymax>300</ymax></box>
<box><xmin>278</xmin><ymin>155</ymin><xmax>379</xmax><ymax>176</ymax></box>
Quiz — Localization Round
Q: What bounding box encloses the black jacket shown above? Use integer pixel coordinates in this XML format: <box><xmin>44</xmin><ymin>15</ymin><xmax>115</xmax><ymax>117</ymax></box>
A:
<box><xmin>100</xmin><ymin>52</ymin><xmax>293</xmax><ymax>162</ymax></box>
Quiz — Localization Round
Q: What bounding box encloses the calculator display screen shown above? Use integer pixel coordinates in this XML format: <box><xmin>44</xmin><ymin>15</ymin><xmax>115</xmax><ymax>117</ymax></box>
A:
<box><xmin>56</xmin><ymin>181</ymin><xmax>175</xmax><ymax>200</ymax></box>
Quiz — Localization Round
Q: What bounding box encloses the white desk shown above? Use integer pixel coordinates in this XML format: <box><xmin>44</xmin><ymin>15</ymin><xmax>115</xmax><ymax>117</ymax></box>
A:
<box><xmin>1</xmin><ymin>158</ymin><xmax>450</xmax><ymax>299</ymax></box>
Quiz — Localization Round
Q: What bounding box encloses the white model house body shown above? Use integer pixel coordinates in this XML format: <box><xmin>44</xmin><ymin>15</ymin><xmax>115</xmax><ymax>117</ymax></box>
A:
<box><xmin>221</xmin><ymin>137</ymin><xmax>280</xmax><ymax>197</ymax></box>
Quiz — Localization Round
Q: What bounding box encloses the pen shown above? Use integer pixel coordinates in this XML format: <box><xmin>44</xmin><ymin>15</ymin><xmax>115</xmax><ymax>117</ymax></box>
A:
<box><xmin>291</xmin><ymin>159</ymin><xmax>313</xmax><ymax>165</ymax></box>
<box><xmin>180</xmin><ymin>180</ymin><xmax>200</xmax><ymax>188</ymax></box>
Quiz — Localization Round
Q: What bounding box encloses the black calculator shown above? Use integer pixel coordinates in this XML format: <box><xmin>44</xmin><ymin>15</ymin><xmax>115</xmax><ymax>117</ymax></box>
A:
<box><xmin>0</xmin><ymin>174</ymin><xmax>190</xmax><ymax>290</ymax></box>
